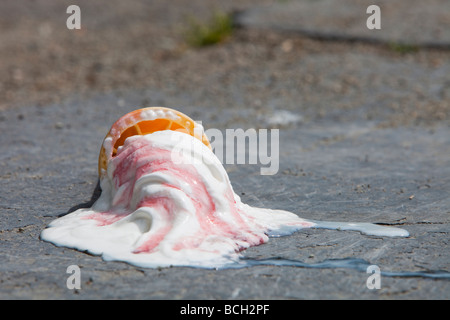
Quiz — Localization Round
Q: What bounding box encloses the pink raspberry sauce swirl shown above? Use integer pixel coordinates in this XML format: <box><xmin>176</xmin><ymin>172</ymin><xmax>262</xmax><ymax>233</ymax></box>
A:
<box><xmin>41</xmin><ymin>131</ymin><xmax>314</xmax><ymax>268</ymax></box>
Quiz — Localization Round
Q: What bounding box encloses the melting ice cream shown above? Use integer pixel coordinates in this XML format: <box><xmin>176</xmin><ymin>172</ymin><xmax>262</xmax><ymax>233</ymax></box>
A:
<box><xmin>41</xmin><ymin>108</ymin><xmax>409</xmax><ymax>269</ymax></box>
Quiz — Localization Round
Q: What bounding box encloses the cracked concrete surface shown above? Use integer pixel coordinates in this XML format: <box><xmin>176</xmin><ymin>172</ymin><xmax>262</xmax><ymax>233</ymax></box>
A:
<box><xmin>236</xmin><ymin>0</ymin><xmax>450</xmax><ymax>47</ymax></box>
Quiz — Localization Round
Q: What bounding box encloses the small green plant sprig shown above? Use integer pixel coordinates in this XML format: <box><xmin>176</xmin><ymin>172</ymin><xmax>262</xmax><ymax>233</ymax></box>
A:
<box><xmin>185</xmin><ymin>11</ymin><xmax>234</xmax><ymax>47</ymax></box>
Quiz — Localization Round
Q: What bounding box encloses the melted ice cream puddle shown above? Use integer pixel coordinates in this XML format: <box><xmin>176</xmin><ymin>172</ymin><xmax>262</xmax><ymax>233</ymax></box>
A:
<box><xmin>41</xmin><ymin>130</ymin><xmax>409</xmax><ymax>269</ymax></box>
<box><xmin>310</xmin><ymin>220</ymin><xmax>409</xmax><ymax>237</ymax></box>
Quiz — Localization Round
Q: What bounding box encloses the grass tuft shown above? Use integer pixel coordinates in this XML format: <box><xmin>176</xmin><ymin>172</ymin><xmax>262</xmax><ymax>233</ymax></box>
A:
<box><xmin>388</xmin><ymin>42</ymin><xmax>419</xmax><ymax>54</ymax></box>
<box><xmin>185</xmin><ymin>11</ymin><xmax>234</xmax><ymax>47</ymax></box>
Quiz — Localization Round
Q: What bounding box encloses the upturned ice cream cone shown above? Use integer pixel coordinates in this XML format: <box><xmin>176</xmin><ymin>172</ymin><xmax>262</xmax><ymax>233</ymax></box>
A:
<box><xmin>98</xmin><ymin>107</ymin><xmax>211</xmax><ymax>177</ymax></box>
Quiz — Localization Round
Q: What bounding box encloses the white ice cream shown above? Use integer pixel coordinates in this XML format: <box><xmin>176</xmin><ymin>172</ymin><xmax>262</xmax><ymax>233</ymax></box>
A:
<box><xmin>41</xmin><ymin>130</ymin><xmax>314</xmax><ymax>268</ymax></box>
<box><xmin>41</xmin><ymin>130</ymin><xmax>409</xmax><ymax>269</ymax></box>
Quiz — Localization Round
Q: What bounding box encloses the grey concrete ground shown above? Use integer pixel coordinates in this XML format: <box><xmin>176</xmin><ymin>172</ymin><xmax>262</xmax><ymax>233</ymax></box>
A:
<box><xmin>0</xmin><ymin>0</ymin><xmax>449</xmax><ymax>299</ymax></box>
<box><xmin>237</xmin><ymin>0</ymin><xmax>450</xmax><ymax>47</ymax></box>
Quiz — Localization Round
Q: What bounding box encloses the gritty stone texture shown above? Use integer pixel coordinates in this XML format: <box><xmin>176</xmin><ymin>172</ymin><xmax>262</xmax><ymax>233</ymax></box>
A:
<box><xmin>0</xmin><ymin>93</ymin><xmax>449</xmax><ymax>299</ymax></box>
<box><xmin>236</xmin><ymin>0</ymin><xmax>450</xmax><ymax>47</ymax></box>
<box><xmin>0</xmin><ymin>0</ymin><xmax>449</xmax><ymax>300</ymax></box>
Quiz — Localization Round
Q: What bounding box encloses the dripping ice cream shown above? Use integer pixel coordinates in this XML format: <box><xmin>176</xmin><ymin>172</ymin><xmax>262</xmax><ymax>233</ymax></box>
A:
<box><xmin>40</xmin><ymin>107</ymin><xmax>316</xmax><ymax>268</ymax></box>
